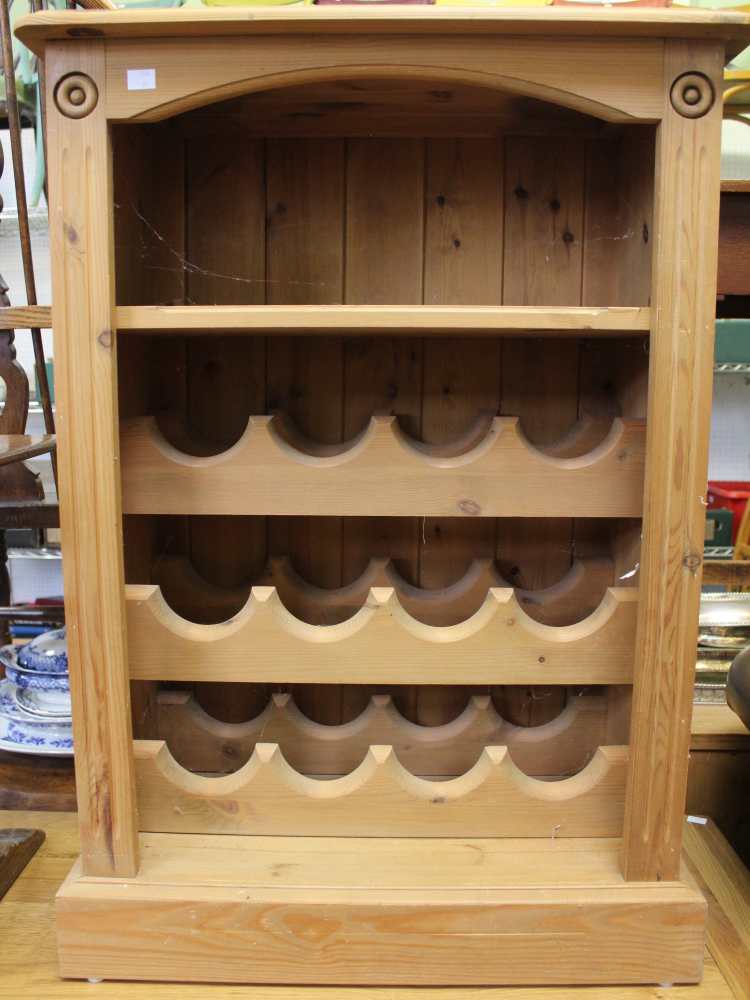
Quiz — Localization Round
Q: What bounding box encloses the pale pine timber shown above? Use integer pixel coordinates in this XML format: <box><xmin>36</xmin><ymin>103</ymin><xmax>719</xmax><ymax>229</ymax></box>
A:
<box><xmin>154</xmin><ymin>690</ymin><xmax>609</xmax><ymax>777</ymax></box>
<box><xmin>55</xmin><ymin>832</ymin><xmax>707</xmax><ymax>986</ymax></box>
<box><xmin>113</xmin><ymin>304</ymin><xmax>650</xmax><ymax>334</ymax></box>
<box><xmin>133</xmin><ymin>741</ymin><xmax>628</xmax><ymax>838</ymax></box>
<box><xmin>119</xmin><ymin>414</ymin><xmax>646</xmax><ymax>518</ymax></box>
<box><xmin>622</xmin><ymin>40</ymin><xmax>725</xmax><ymax>883</ymax></box>
<box><xmin>154</xmin><ymin>553</ymin><xmax>613</xmax><ymax>627</ymax></box>
<box><xmin>17</xmin><ymin>6</ymin><xmax>750</xmax><ymax>52</ymax></box>
<box><xmin>45</xmin><ymin>42</ymin><xmax>138</xmax><ymax>878</ymax></box>
<box><xmin>101</xmin><ymin>35</ymin><xmax>666</xmax><ymax>124</ymax></box>
<box><xmin>125</xmin><ymin>584</ymin><xmax>638</xmax><ymax>685</ymax></box>
<box><xmin>265</xmin><ymin>554</ymin><xmax>613</xmax><ymax>627</ymax></box>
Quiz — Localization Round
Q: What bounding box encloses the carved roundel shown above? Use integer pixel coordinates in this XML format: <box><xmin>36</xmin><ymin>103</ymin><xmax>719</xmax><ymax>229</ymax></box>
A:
<box><xmin>670</xmin><ymin>72</ymin><xmax>715</xmax><ymax>119</ymax></box>
<box><xmin>54</xmin><ymin>73</ymin><xmax>99</xmax><ymax>119</ymax></box>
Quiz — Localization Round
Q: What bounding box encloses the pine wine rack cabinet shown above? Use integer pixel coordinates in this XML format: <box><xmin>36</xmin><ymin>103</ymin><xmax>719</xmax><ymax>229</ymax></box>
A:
<box><xmin>17</xmin><ymin>5</ymin><xmax>750</xmax><ymax>987</ymax></box>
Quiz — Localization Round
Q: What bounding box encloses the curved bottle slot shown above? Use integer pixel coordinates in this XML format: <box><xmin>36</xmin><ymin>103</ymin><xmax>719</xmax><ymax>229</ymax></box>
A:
<box><xmin>125</xmin><ymin>582</ymin><xmax>638</xmax><ymax>685</ymax></box>
<box><xmin>120</xmin><ymin>413</ymin><xmax>646</xmax><ymax>517</ymax></box>
<box><xmin>134</xmin><ymin>738</ymin><xmax>628</xmax><ymax>838</ymax></box>
<box><xmin>155</xmin><ymin>689</ymin><xmax>609</xmax><ymax>778</ymax></box>
<box><xmin>153</xmin><ymin>553</ymin><xmax>614</xmax><ymax>627</ymax></box>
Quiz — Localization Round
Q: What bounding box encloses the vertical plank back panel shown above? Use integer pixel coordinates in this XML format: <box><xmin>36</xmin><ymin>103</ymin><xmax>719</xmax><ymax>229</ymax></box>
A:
<box><xmin>266</xmin><ymin>139</ymin><xmax>346</xmax><ymax>723</ymax></box>
<box><xmin>113</xmin><ymin>119</ymin><xmax>655</xmax><ymax>741</ymax></box>
<box><xmin>579</xmin><ymin>128</ymin><xmax>654</xmax><ymax>746</ymax></box>
<box><xmin>582</xmin><ymin>130</ymin><xmax>655</xmax><ymax>309</ymax></box>
<box><xmin>184</xmin><ymin>136</ymin><xmax>267</xmax><ymax>721</ymax></box>
<box><xmin>420</xmin><ymin>138</ymin><xmax>503</xmax><ymax>723</ymax></box>
<box><xmin>343</xmin><ymin>138</ymin><xmax>425</xmax><ymax>722</ymax></box>
<box><xmin>496</xmin><ymin>136</ymin><xmax>584</xmax><ymax>726</ymax></box>
<box><xmin>114</xmin><ymin>123</ymin><xmax>187</xmax><ymax>739</ymax></box>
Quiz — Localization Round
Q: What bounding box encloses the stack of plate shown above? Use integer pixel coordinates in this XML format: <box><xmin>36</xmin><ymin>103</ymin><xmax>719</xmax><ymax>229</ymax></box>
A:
<box><xmin>695</xmin><ymin>594</ymin><xmax>750</xmax><ymax>704</ymax></box>
<box><xmin>0</xmin><ymin>628</ymin><xmax>72</xmax><ymax>755</ymax></box>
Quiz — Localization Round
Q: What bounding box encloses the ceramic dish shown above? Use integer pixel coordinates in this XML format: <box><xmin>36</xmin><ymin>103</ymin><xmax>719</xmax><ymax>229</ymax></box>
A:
<box><xmin>2</xmin><ymin>650</ymin><xmax>71</xmax><ymax>714</ymax></box>
<box><xmin>3</xmin><ymin>661</ymin><xmax>69</xmax><ymax>691</ymax></box>
<box><xmin>0</xmin><ymin>679</ymin><xmax>73</xmax><ymax>754</ymax></box>
<box><xmin>0</xmin><ymin>735</ymin><xmax>73</xmax><ymax>757</ymax></box>
<box><xmin>1</xmin><ymin>645</ymin><xmax>69</xmax><ymax>687</ymax></box>
<box><xmin>13</xmin><ymin>685</ymin><xmax>72</xmax><ymax>720</ymax></box>
<box><xmin>17</xmin><ymin>627</ymin><xmax>68</xmax><ymax>674</ymax></box>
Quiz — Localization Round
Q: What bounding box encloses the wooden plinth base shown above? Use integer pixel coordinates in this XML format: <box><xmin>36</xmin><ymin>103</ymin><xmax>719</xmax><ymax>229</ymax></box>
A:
<box><xmin>56</xmin><ymin>833</ymin><xmax>707</xmax><ymax>986</ymax></box>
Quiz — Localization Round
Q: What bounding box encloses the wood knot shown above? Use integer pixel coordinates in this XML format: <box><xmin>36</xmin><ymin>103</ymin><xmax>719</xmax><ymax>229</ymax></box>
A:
<box><xmin>670</xmin><ymin>72</ymin><xmax>714</xmax><ymax>119</ymax></box>
<box><xmin>458</xmin><ymin>499</ymin><xmax>481</xmax><ymax>516</ymax></box>
<box><xmin>54</xmin><ymin>72</ymin><xmax>99</xmax><ymax>120</ymax></box>
<box><xmin>97</xmin><ymin>329</ymin><xmax>113</xmax><ymax>349</ymax></box>
<box><xmin>66</xmin><ymin>27</ymin><xmax>104</xmax><ymax>38</ymax></box>
<box><xmin>683</xmin><ymin>553</ymin><xmax>702</xmax><ymax>573</ymax></box>
<box><xmin>562</xmin><ymin>230</ymin><xmax>575</xmax><ymax>245</ymax></box>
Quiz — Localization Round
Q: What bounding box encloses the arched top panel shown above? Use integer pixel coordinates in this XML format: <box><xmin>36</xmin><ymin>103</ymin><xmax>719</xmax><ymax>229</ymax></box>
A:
<box><xmin>101</xmin><ymin>35</ymin><xmax>666</xmax><ymax>123</ymax></box>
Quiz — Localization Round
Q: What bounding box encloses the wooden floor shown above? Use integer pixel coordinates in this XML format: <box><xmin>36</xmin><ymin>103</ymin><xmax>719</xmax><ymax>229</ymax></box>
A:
<box><xmin>0</xmin><ymin>810</ymin><xmax>748</xmax><ymax>998</ymax></box>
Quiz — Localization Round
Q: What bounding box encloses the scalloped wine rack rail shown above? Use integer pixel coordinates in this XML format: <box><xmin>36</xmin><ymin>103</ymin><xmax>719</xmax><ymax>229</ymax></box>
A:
<box><xmin>119</xmin><ymin>414</ymin><xmax>646</xmax><ymax>517</ymax></box>
<box><xmin>156</xmin><ymin>554</ymin><xmax>614</xmax><ymax>627</ymax></box>
<box><xmin>125</xmin><ymin>585</ymin><xmax>638</xmax><ymax>684</ymax></box>
<box><xmin>133</xmin><ymin>740</ymin><xmax>628</xmax><ymax>838</ymax></box>
<box><xmin>156</xmin><ymin>690</ymin><xmax>609</xmax><ymax>777</ymax></box>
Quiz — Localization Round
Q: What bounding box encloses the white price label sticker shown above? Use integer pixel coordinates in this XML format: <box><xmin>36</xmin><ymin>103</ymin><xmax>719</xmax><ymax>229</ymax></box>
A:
<box><xmin>127</xmin><ymin>69</ymin><xmax>156</xmax><ymax>92</ymax></box>
<box><xmin>686</xmin><ymin>815</ymin><xmax>708</xmax><ymax>825</ymax></box>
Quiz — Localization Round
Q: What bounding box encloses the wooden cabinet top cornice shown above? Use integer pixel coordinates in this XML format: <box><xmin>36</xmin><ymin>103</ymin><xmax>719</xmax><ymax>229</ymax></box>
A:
<box><xmin>16</xmin><ymin>5</ymin><xmax>750</xmax><ymax>57</ymax></box>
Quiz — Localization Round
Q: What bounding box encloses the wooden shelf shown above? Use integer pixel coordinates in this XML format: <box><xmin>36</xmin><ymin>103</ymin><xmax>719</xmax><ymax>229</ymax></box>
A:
<box><xmin>691</xmin><ymin>702</ymin><xmax>750</xmax><ymax>750</ymax></box>
<box><xmin>125</xmin><ymin>584</ymin><xmax>638</xmax><ymax>685</ymax></box>
<box><xmin>0</xmin><ymin>304</ymin><xmax>650</xmax><ymax>336</ymax></box>
<box><xmin>120</xmin><ymin>415</ymin><xmax>646</xmax><ymax>518</ymax></box>
<box><xmin>114</xmin><ymin>305</ymin><xmax>651</xmax><ymax>335</ymax></box>
<box><xmin>155</xmin><ymin>689</ymin><xmax>609</xmax><ymax>778</ymax></box>
<box><xmin>55</xmin><ymin>831</ymin><xmax>706</xmax><ymax>985</ymax></box>
<box><xmin>134</xmin><ymin>740</ymin><xmax>628</xmax><ymax>838</ymax></box>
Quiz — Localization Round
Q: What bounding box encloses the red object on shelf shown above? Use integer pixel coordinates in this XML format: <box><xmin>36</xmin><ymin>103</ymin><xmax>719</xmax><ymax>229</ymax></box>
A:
<box><xmin>707</xmin><ymin>481</ymin><xmax>750</xmax><ymax>542</ymax></box>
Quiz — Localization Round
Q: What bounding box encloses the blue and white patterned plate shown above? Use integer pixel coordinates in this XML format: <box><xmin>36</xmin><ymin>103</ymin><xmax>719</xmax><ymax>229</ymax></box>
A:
<box><xmin>1</xmin><ymin>651</ymin><xmax>71</xmax><ymax>715</ymax></box>
<box><xmin>0</xmin><ymin>679</ymin><xmax>73</xmax><ymax>755</ymax></box>
<box><xmin>17</xmin><ymin>627</ymin><xmax>68</xmax><ymax>673</ymax></box>
<box><xmin>0</xmin><ymin>734</ymin><xmax>74</xmax><ymax>757</ymax></box>
<box><xmin>2</xmin><ymin>656</ymin><xmax>70</xmax><ymax>692</ymax></box>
